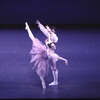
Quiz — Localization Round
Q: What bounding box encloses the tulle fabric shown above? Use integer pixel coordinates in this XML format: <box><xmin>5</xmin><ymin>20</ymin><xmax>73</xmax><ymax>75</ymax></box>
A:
<box><xmin>30</xmin><ymin>38</ymin><xmax>49</xmax><ymax>77</ymax></box>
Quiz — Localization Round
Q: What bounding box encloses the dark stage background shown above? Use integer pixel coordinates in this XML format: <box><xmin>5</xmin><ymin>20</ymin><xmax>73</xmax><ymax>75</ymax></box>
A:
<box><xmin>0</xmin><ymin>0</ymin><xmax>100</xmax><ymax>25</ymax></box>
<box><xmin>0</xmin><ymin>0</ymin><xmax>100</xmax><ymax>99</ymax></box>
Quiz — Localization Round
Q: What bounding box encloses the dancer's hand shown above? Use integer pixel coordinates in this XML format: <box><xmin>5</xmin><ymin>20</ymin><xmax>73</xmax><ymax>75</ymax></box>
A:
<box><xmin>36</xmin><ymin>20</ymin><xmax>40</xmax><ymax>24</ymax></box>
<box><xmin>45</xmin><ymin>25</ymin><xmax>49</xmax><ymax>27</ymax></box>
<box><xmin>65</xmin><ymin>60</ymin><xmax>68</xmax><ymax>66</ymax></box>
<box><xmin>45</xmin><ymin>25</ymin><xmax>51</xmax><ymax>32</ymax></box>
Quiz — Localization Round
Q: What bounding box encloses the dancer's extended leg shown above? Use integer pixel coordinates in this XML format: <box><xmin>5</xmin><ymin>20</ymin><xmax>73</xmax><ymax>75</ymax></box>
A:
<box><xmin>25</xmin><ymin>22</ymin><xmax>35</xmax><ymax>41</ymax></box>
<box><xmin>25</xmin><ymin>22</ymin><xmax>36</xmax><ymax>63</ymax></box>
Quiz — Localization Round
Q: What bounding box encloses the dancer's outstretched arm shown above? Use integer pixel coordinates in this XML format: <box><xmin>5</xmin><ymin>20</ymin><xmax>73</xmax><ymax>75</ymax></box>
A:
<box><xmin>36</xmin><ymin>20</ymin><xmax>50</xmax><ymax>38</ymax></box>
<box><xmin>25</xmin><ymin>22</ymin><xmax>34</xmax><ymax>41</ymax></box>
<box><xmin>57</xmin><ymin>56</ymin><xmax>68</xmax><ymax>66</ymax></box>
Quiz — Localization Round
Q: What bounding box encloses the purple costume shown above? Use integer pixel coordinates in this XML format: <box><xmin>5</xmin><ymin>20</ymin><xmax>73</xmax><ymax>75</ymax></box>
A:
<box><xmin>30</xmin><ymin>38</ymin><xmax>49</xmax><ymax>77</ymax></box>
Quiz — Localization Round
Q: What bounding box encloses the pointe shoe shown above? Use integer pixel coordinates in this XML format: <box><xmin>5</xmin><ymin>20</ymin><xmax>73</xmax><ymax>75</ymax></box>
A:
<box><xmin>42</xmin><ymin>82</ymin><xmax>46</xmax><ymax>89</ymax></box>
<box><xmin>25</xmin><ymin>22</ymin><xmax>29</xmax><ymax>30</ymax></box>
<box><xmin>49</xmin><ymin>81</ymin><xmax>58</xmax><ymax>86</ymax></box>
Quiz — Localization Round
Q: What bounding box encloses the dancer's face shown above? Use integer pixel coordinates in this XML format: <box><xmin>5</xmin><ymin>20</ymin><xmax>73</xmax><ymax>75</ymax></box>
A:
<box><xmin>51</xmin><ymin>43</ymin><xmax>56</xmax><ymax>50</ymax></box>
<box><xmin>51</xmin><ymin>29</ymin><xmax>55</xmax><ymax>33</ymax></box>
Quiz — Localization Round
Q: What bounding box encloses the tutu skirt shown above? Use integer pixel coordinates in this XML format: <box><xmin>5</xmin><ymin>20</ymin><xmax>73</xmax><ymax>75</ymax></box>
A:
<box><xmin>30</xmin><ymin>38</ymin><xmax>49</xmax><ymax>77</ymax></box>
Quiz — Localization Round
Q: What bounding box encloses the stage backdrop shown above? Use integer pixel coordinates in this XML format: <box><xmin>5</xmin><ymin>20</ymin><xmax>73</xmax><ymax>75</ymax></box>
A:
<box><xmin>0</xmin><ymin>0</ymin><xmax>100</xmax><ymax>24</ymax></box>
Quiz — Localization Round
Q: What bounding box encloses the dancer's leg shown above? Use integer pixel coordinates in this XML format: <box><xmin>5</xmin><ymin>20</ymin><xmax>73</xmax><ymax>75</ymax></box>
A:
<box><xmin>40</xmin><ymin>76</ymin><xmax>46</xmax><ymax>89</ymax></box>
<box><xmin>25</xmin><ymin>22</ymin><xmax>36</xmax><ymax>64</ymax></box>
<box><xmin>49</xmin><ymin>59</ymin><xmax>58</xmax><ymax>86</ymax></box>
<box><xmin>49</xmin><ymin>69</ymin><xmax>58</xmax><ymax>86</ymax></box>
<box><xmin>25</xmin><ymin>22</ymin><xmax>35</xmax><ymax>41</ymax></box>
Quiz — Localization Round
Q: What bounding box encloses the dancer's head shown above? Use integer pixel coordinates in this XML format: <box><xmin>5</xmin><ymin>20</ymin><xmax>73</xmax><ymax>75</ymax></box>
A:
<box><xmin>51</xmin><ymin>26</ymin><xmax>56</xmax><ymax>33</ymax></box>
<box><xmin>46</xmin><ymin>25</ymin><xmax>55</xmax><ymax>34</ymax></box>
<box><xmin>51</xmin><ymin>29</ymin><xmax>55</xmax><ymax>33</ymax></box>
<box><xmin>48</xmin><ymin>42</ymin><xmax>56</xmax><ymax>50</ymax></box>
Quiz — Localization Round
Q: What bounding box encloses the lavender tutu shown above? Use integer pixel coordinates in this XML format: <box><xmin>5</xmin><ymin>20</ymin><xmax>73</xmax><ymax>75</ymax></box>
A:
<box><xmin>30</xmin><ymin>38</ymin><xmax>49</xmax><ymax>77</ymax></box>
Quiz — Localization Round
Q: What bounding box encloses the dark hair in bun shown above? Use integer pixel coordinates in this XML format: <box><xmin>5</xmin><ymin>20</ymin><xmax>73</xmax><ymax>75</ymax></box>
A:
<box><xmin>47</xmin><ymin>42</ymin><xmax>55</xmax><ymax>48</ymax></box>
<box><xmin>48</xmin><ymin>43</ymin><xmax>52</xmax><ymax>48</ymax></box>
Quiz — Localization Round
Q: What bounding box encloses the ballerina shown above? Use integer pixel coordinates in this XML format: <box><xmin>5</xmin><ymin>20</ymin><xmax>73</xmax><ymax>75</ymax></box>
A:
<box><xmin>25</xmin><ymin>22</ymin><xmax>68</xmax><ymax>89</ymax></box>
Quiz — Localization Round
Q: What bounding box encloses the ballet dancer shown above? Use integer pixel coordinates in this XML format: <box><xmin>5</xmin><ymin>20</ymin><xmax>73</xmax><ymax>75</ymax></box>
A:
<box><xmin>36</xmin><ymin>20</ymin><xmax>60</xmax><ymax>85</ymax></box>
<box><xmin>25</xmin><ymin>22</ymin><xmax>68</xmax><ymax>89</ymax></box>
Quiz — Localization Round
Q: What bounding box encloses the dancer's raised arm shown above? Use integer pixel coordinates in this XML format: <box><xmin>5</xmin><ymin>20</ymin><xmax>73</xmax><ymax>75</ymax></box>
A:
<box><xmin>36</xmin><ymin>20</ymin><xmax>50</xmax><ymax>38</ymax></box>
<box><xmin>25</xmin><ymin>22</ymin><xmax>34</xmax><ymax>41</ymax></box>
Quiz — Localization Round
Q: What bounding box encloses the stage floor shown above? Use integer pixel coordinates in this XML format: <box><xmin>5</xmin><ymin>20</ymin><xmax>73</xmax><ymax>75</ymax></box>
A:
<box><xmin>0</xmin><ymin>27</ymin><xmax>100</xmax><ymax>98</ymax></box>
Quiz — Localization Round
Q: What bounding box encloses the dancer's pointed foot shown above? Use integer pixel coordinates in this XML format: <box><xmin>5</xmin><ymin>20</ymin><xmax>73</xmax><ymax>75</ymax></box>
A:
<box><xmin>49</xmin><ymin>81</ymin><xmax>58</xmax><ymax>86</ymax></box>
<box><xmin>42</xmin><ymin>82</ymin><xmax>46</xmax><ymax>89</ymax></box>
<box><xmin>25</xmin><ymin>22</ymin><xmax>29</xmax><ymax>30</ymax></box>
